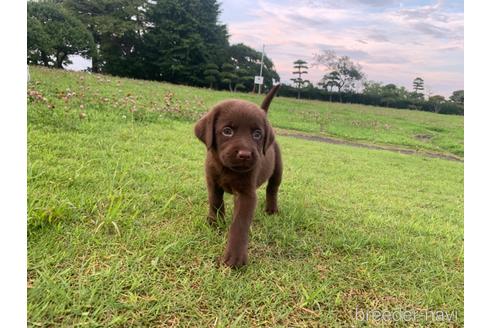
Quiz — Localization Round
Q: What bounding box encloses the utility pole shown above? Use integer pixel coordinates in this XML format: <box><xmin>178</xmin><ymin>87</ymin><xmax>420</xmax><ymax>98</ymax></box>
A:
<box><xmin>258</xmin><ymin>44</ymin><xmax>265</xmax><ymax>95</ymax></box>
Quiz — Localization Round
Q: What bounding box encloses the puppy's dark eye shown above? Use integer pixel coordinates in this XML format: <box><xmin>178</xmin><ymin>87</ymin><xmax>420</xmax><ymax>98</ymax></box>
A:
<box><xmin>222</xmin><ymin>127</ymin><xmax>234</xmax><ymax>137</ymax></box>
<box><xmin>252</xmin><ymin>129</ymin><xmax>262</xmax><ymax>140</ymax></box>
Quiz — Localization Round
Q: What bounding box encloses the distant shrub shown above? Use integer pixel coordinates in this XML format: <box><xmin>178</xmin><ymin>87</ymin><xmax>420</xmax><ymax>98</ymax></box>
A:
<box><xmin>277</xmin><ymin>84</ymin><xmax>464</xmax><ymax>116</ymax></box>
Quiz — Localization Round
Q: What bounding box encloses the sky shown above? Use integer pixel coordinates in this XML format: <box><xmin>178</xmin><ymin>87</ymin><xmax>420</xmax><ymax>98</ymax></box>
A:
<box><xmin>218</xmin><ymin>0</ymin><xmax>463</xmax><ymax>97</ymax></box>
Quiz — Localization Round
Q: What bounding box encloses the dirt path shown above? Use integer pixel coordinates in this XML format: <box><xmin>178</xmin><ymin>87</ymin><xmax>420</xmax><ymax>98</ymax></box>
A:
<box><xmin>278</xmin><ymin>131</ymin><xmax>464</xmax><ymax>162</ymax></box>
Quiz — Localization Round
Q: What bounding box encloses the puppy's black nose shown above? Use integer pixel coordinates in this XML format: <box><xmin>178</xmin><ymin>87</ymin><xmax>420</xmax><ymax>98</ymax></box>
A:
<box><xmin>237</xmin><ymin>150</ymin><xmax>252</xmax><ymax>161</ymax></box>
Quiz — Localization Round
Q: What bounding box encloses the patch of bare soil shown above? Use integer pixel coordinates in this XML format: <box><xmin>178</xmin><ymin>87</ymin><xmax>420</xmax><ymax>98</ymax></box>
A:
<box><xmin>278</xmin><ymin>130</ymin><xmax>463</xmax><ymax>162</ymax></box>
<box><xmin>414</xmin><ymin>134</ymin><xmax>433</xmax><ymax>142</ymax></box>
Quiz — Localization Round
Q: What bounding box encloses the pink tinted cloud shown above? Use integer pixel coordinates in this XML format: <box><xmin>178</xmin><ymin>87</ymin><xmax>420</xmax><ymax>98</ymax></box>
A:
<box><xmin>222</xmin><ymin>0</ymin><xmax>463</xmax><ymax>96</ymax></box>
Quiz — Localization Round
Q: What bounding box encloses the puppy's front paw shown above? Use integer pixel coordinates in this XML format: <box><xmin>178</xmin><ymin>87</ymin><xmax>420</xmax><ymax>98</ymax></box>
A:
<box><xmin>222</xmin><ymin>248</ymin><xmax>248</xmax><ymax>268</ymax></box>
<box><xmin>265</xmin><ymin>204</ymin><xmax>278</xmax><ymax>215</ymax></box>
<box><xmin>207</xmin><ymin>215</ymin><xmax>218</xmax><ymax>226</ymax></box>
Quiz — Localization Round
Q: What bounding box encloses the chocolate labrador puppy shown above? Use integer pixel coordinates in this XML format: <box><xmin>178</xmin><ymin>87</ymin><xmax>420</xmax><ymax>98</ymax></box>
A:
<box><xmin>194</xmin><ymin>85</ymin><xmax>282</xmax><ymax>268</ymax></box>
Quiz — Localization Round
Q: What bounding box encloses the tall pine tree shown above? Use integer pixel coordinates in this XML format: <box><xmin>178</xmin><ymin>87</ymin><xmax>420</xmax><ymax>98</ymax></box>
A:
<box><xmin>141</xmin><ymin>0</ymin><xmax>229</xmax><ymax>85</ymax></box>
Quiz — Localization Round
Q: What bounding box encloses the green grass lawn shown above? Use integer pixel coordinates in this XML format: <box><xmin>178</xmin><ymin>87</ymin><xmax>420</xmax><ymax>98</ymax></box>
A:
<box><xmin>28</xmin><ymin>67</ymin><xmax>463</xmax><ymax>327</ymax></box>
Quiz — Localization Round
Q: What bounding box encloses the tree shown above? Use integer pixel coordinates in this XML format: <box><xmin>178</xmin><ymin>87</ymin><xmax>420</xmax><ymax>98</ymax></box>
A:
<box><xmin>59</xmin><ymin>0</ymin><xmax>279</xmax><ymax>90</ymax></box>
<box><xmin>428</xmin><ymin>95</ymin><xmax>446</xmax><ymax>113</ymax></box>
<box><xmin>228</xmin><ymin>43</ymin><xmax>279</xmax><ymax>92</ymax></box>
<box><xmin>449</xmin><ymin>90</ymin><xmax>464</xmax><ymax>105</ymax></box>
<box><xmin>319</xmin><ymin>71</ymin><xmax>341</xmax><ymax>101</ymax></box>
<box><xmin>234</xmin><ymin>68</ymin><xmax>253</xmax><ymax>92</ymax></box>
<box><xmin>413</xmin><ymin>77</ymin><xmax>424</xmax><ymax>93</ymax></box>
<box><xmin>27</xmin><ymin>1</ymin><xmax>95</xmax><ymax>68</ymax></box>
<box><xmin>141</xmin><ymin>0</ymin><xmax>229</xmax><ymax>84</ymax></box>
<box><xmin>409</xmin><ymin>91</ymin><xmax>425</xmax><ymax>101</ymax></box>
<box><xmin>380</xmin><ymin>84</ymin><xmax>408</xmax><ymax>107</ymax></box>
<box><xmin>361</xmin><ymin>81</ymin><xmax>428</xmax><ymax>109</ymax></box>
<box><xmin>203</xmin><ymin>63</ymin><xmax>220</xmax><ymax>89</ymax></box>
<box><xmin>220</xmin><ymin>63</ymin><xmax>237</xmax><ymax>92</ymax></box>
<box><xmin>27</xmin><ymin>10</ymin><xmax>52</xmax><ymax>66</ymax></box>
<box><xmin>313</xmin><ymin>50</ymin><xmax>364</xmax><ymax>101</ymax></box>
<box><xmin>363</xmin><ymin>80</ymin><xmax>384</xmax><ymax>95</ymax></box>
<box><xmin>63</xmin><ymin>0</ymin><xmax>147</xmax><ymax>73</ymax></box>
<box><xmin>291</xmin><ymin>59</ymin><xmax>309</xmax><ymax>99</ymax></box>
<box><xmin>63</xmin><ymin>0</ymin><xmax>230</xmax><ymax>82</ymax></box>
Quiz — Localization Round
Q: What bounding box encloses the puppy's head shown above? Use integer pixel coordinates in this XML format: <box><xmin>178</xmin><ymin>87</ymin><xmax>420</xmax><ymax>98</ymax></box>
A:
<box><xmin>194</xmin><ymin>100</ymin><xmax>275</xmax><ymax>173</ymax></box>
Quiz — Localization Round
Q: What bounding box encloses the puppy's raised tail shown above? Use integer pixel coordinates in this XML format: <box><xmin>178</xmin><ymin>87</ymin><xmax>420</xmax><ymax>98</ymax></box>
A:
<box><xmin>260</xmin><ymin>84</ymin><xmax>280</xmax><ymax>113</ymax></box>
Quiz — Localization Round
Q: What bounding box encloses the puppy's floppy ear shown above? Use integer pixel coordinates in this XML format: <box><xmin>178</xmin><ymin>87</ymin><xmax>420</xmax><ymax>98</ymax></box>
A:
<box><xmin>194</xmin><ymin>108</ymin><xmax>218</xmax><ymax>150</ymax></box>
<box><xmin>263</xmin><ymin>119</ymin><xmax>275</xmax><ymax>155</ymax></box>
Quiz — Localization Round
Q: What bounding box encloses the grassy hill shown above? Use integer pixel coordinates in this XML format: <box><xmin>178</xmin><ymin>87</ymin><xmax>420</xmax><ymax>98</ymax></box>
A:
<box><xmin>28</xmin><ymin>66</ymin><xmax>463</xmax><ymax>157</ymax></box>
<box><xmin>28</xmin><ymin>67</ymin><xmax>463</xmax><ymax>326</ymax></box>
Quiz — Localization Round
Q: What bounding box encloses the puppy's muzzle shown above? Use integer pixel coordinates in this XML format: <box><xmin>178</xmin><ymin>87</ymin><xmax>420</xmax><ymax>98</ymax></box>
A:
<box><xmin>236</xmin><ymin>150</ymin><xmax>252</xmax><ymax>161</ymax></box>
<box><xmin>225</xmin><ymin>149</ymin><xmax>256</xmax><ymax>172</ymax></box>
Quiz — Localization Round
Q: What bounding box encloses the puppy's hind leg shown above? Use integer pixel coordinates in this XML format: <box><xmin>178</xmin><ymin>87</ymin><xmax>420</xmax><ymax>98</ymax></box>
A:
<box><xmin>265</xmin><ymin>144</ymin><xmax>282</xmax><ymax>215</ymax></box>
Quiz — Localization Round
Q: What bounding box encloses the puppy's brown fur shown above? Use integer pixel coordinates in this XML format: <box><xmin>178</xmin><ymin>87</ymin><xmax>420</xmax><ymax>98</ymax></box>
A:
<box><xmin>194</xmin><ymin>86</ymin><xmax>282</xmax><ymax>268</ymax></box>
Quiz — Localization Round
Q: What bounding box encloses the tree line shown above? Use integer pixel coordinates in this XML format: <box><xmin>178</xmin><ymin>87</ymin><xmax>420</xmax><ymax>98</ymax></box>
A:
<box><xmin>285</xmin><ymin>50</ymin><xmax>464</xmax><ymax>115</ymax></box>
<box><xmin>27</xmin><ymin>0</ymin><xmax>279</xmax><ymax>91</ymax></box>
<box><xmin>279</xmin><ymin>83</ymin><xmax>464</xmax><ymax>115</ymax></box>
